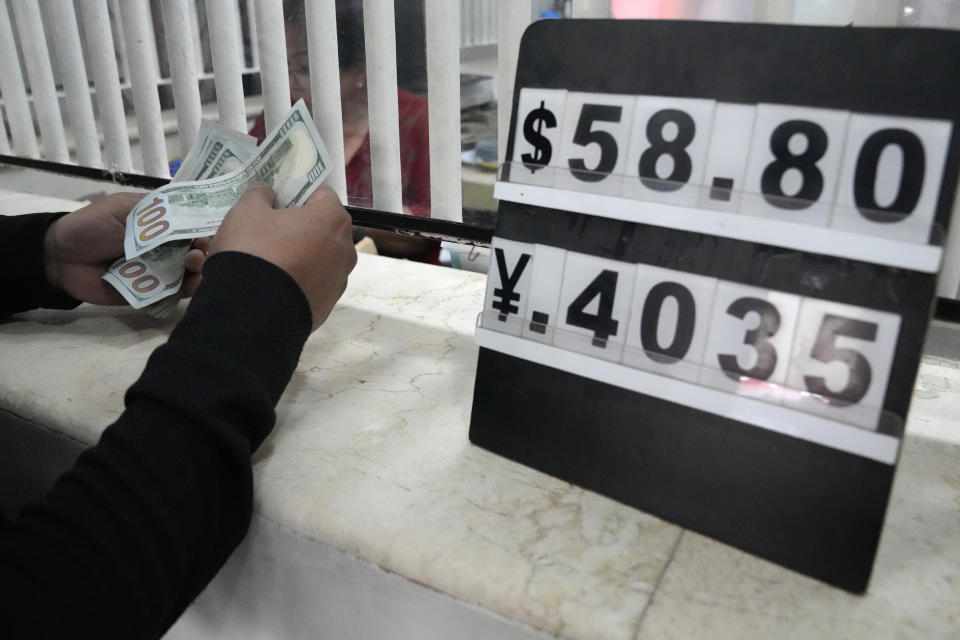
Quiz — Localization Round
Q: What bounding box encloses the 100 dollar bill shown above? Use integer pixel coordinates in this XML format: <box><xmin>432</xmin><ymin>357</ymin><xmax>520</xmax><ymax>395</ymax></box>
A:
<box><xmin>177</xmin><ymin>122</ymin><xmax>258</xmax><ymax>179</ymax></box>
<box><xmin>123</xmin><ymin>100</ymin><xmax>330</xmax><ymax>260</ymax></box>
<box><xmin>199</xmin><ymin>146</ymin><xmax>247</xmax><ymax>179</ymax></box>
<box><xmin>103</xmin><ymin>122</ymin><xmax>259</xmax><ymax>309</ymax></box>
<box><xmin>102</xmin><ymin>241</ymin><xmax>197</xmax><ymax>309</ymax></box>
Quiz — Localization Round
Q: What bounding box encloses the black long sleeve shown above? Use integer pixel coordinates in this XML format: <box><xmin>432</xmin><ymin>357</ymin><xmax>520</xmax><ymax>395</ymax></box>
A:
<box><xmin>0</xmin><ymin>213</ymin><xmax>79</xmax><ymax>316</ymax></box>
<box><xmin>1</xmin><ymin>250</ymin><xmax>312</xmax><ymax>638</ymax></box>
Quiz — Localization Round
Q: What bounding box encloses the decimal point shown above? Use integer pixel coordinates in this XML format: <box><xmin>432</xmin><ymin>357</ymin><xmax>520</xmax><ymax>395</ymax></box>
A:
<box><xmin>710</xmin><ymin>176</ymin><xmax>735</xmax><ymax>201</ymax></box>
<box><xmin>530</xmin><ymin>311</ymin><xmax>550</xmax><ymax>334</ymax></box>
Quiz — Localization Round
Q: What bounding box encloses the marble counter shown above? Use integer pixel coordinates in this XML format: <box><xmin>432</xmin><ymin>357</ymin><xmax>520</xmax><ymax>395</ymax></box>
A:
<box><xmin>1</xmin><ymin>190</ymin><xmax>959</xmax><ymax>639</ymax></box>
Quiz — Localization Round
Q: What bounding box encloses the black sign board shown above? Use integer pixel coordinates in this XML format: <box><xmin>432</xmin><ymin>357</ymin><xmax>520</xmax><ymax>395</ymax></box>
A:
<box><xmin>469</xmin><ymin>19</ymin><xmax>960</xmax><ymax>593</ymax></box>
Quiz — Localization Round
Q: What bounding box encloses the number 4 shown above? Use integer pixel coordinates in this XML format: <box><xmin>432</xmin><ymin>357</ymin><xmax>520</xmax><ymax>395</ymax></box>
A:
<box><xmin>566</xmin><ymin>269</ymin><xmax>620</xmax><ymax>347</ymax></box>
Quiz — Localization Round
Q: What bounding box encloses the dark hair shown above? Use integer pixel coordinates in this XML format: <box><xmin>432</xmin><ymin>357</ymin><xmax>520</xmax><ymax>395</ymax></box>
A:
<box><xmin>283</xmin><ymin>0</ymin><xmax>365</xmax><ymax>70</ymax></box>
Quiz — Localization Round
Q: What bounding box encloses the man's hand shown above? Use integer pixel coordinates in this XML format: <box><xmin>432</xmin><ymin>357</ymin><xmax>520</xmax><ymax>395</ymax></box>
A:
<box><xmin>43</xmin><ymin>193</ymin><xmax>210</xmax><ymax>306</ymax></box>
<box><xmin>209</xmin><ymin>184</ymin><xmax>357</xmax><ymax>330</ymax></box>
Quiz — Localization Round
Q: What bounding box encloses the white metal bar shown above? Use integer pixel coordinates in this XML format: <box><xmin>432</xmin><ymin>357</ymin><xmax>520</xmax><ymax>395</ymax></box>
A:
<box><xmin>79</xmin><ymin>0</ymin><xmax>133</xmax><ymax>171</ymax></box>
<box><xmin>474</xmin><ymin>0</ymin><xmax>482</xmax><ymax>44</ymax></box>
<box><xmin>119</xmin><ymin>0</ymin><xmax>170</xmax><ymax>176</ymax></box>
<box><xmin>254</xmin><ymin>0</ymin><xmax>290</xmax><ymax>130</ymax></box>
<box><xmin>852</xmin><ymin>0</ymin><xmax>900</xmax><ymax>26</ymax></box>
<box><xmin>0</xmin><ymin>107</ymin><xmax>11</xmax><ymax>155</ymax></box>
<box><xmin>37</xmin><ymin>3</ymin><xmax>62</xmax><ymax>89</ymax></box>
<box><xmin>572</xmin><ymin>0</ymin><xmax>611</xmax><ymax>18</ymax></box>
<box><xmin>188</xmin><ymin>0</ymin><xmax>205</xmax><ymax>73</ymax></box>
<box><xmin>305</xmin><ymin>0</ymin><xmax>347</xmax><ymax>202</ymax></box>
<box><xmin>144</xmin><ymin>0</ymin><xmax>162</xmax><ymax>79</ymax></box>
<box><xmin>754</xmin><ymin>0</ymin><xmax>795</xmax><ymax>23</ymax></box>
<box><xmin>472</xmin><ymin>0</ymin><xmax>482</xmax><ymax>44</ymax></box>
<box><xmin>659</xmin><ymin>0</ymin><xmax>702</xmax><ymax>19</ymax></box>
<box><xmin>161</xmin><ymin>0</ymin><xmax>203</xmax><ymax>156</ymax></box>
<box><xmin>498</xmin><ymin>0</ymin><xmax>532</xmax><ymax>165</ymax></box>
<box><xmin>697</xmin><ymin>0</ymin><xmax>756</xmax><ymax>21</ymax></box>
<box><xmin>46</xmin><ymin>1</ymin><xmax>102</xmax><ymax>167</ymax></box>
<box><xmin>936</xmin><ymin>180</ymin><xmax>960</xmax><ymax>299</ymax></box>
<box><xmin>10</xmin><ymin>0</ymin><xmax>70</xmax><ymax>163</ymax></box>
<box><xmin>0</xmin><ymin>0</ymin><xmax>39</xmax><ymax>159</ymax></box>
<box><xmin>247</xmin><ymin>0</ymin><xmax>261</xmax><ymax>69</ymax></box>
<box><xmin>206</xmin><ymin>0</ymin><xmax>248</xmax><ymax>131</ymax></box>
<box><xmin>234</xmin><ymin>0</ymin><xmax>246</xmax><ymax>67</ymax></box>
<box><xmin>909</xmin><ymin>0</ymin><xmax>960</xmax><ymax>27</ymax></box>
<box><xmin>487</xmin><ymin>0</ymin><xmax>497</xmax><ymax>44</ymax></box>
<box><xmin>425</xmin><ymin>0</ymin><xmax>462</xmax><ymax>221</ymax></box>
<box><xmin>363</xmin><ymin>0</ymin><xmax>404</xmax><ymax>212</ymax></box>
<box><xmin>793</xmin><ymin>0</ymin><xmax>856</xmax><ymax>24</ymax></box>
<box><xmin>107</xmin><ymin>0</ymin><xmax>130</xmax><ymax>83</ymax></box>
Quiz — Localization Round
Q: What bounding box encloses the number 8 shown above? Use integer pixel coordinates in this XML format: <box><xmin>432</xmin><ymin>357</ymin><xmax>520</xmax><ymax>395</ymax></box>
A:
<box><xmin>638</xmin><ymin>109</ymin><xmax>695</xmax><ymax>192</ymax></box>
<box><xmin>761</xmin><ymin>120</ymin><xmax>827</xmax><ymax>210</ymax></box>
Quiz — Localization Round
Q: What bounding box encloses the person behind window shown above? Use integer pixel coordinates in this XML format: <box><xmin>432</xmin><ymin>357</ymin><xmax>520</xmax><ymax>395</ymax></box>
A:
<box><xmin>250</xmin><ymin>0</ymin><xmax>439</xmax><ymax>264</ymax></box>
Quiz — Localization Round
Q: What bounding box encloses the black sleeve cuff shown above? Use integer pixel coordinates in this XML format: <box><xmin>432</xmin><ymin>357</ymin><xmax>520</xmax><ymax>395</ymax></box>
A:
<box><xmin>0</xmin><ymin>212</ymin><xmax>80</xmax><ymax>317</ymax></box>
<box><xmin>167</xmin><ymin>251</ymin><xmax>313</xmax><ymax>406</ymax></box>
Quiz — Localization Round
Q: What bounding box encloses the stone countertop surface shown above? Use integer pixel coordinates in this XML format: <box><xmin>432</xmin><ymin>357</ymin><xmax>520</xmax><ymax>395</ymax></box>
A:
<box><xmin>1</xmin><ymin>191</ymin><xmax>958</xmax><ymax>639</ymax></box>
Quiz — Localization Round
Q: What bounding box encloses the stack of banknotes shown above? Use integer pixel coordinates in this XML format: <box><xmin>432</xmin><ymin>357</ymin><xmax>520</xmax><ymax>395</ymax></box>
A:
<box><xmin>102</xmin><ymin>100</ymin><xmax>331</xmax><ymax>316</ymax></box>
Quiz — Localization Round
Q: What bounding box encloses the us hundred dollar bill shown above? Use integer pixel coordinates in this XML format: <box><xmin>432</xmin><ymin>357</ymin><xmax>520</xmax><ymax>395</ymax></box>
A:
<box><xmin>123</xmin><ymin>100</ymin><xmax>330</xmax><ymax>260</ymax></box>
<box><xmin>102</xmin><ymin>122</ymin><xmax>259</xmax><ymax>309</ymax></box>
<box><xmin>178</xmin><ymin>121</ymin><xmax>259</xmax><ymax>179</ymax></box>
<box><xmin>199</xmin><ymin>146</ymin><xmax>247</xmax><ymax>179</ymax></box>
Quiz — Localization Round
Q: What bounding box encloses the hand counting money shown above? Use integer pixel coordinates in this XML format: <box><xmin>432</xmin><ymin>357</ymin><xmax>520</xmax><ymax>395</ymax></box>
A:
<box><xmin>103</xmin><ymin>121</ymin><xmax>259</xmax><ymax>310</ymax></box>
<box><xmin>104</xmin><ymin>100</ymin><xmax>330</xmax><ymax>309</ymax></box>
<box><xmin>123</xmin><ymin>100</ymin><xmax>330</xmax><ymax>259</ymax></box>
<box><xmin>102</xmin><ymin>122</ymin><xmax>256</xmax><ymax>310</ymax></box>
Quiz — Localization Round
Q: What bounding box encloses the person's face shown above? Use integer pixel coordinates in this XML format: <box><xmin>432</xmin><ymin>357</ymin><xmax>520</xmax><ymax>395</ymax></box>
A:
<box><xmin>285</xmin><ymin>22</ymin><xmax>366</xmax><ymax>116</ymax></box>
<box><xmin>285</xmin><ymin>22</ymin><xmax>312</xmax><ymax>110</ymax></box>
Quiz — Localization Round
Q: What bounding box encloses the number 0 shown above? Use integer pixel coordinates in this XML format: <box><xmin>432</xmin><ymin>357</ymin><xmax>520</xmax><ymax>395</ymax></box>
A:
<box><xmin>640</xmin><ymin>282</ymin><xmax>695</xmax><ymax>362</ymax></box>
<box><xmin>854</xmin><ymin>128</ymin><xmax>925</xmax><ymax>224</ymax></box>
<box><xmin>139</xmin><ymin>220</ymin><xmax>170</xmax><ymax>242</ymax></box>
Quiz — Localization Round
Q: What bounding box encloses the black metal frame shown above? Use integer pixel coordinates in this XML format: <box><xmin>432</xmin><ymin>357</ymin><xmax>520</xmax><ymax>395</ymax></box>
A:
<box><xmin>0</xmin><ymin>154</ymin><xmax>494</xmax><ymax>247</ymax></box>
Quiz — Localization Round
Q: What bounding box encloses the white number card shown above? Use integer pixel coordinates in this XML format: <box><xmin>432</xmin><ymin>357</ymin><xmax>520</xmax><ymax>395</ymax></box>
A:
<box><xmin>480</xmin><ymin>242</ymin><xmax>902</xmax><ymax>435</ymax></box>
<box><xmin>506</xmin><ymin>90</ymin><xmax>953</xmax><ymax>261</ymax></box>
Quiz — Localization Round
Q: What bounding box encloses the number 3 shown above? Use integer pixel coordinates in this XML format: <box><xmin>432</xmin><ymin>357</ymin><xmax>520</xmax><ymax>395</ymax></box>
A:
<box><xmin>717</xmin><ymin>297</ymin><xmax>781</xmax><ymax>381</ymax></box>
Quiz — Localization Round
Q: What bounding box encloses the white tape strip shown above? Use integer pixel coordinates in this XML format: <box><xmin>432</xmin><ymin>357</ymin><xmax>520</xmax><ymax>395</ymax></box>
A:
<box><xmin>494</xmin><ymin>181</ymin><xmax>943</xmax><ymax>273</ymax></box>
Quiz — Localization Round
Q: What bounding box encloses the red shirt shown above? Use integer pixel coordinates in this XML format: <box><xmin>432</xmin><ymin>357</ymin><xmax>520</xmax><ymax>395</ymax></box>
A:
<box><xmin>250</xmin><ymin>90</ymin><xmax>439</xmax><ymax>263</ymax></box>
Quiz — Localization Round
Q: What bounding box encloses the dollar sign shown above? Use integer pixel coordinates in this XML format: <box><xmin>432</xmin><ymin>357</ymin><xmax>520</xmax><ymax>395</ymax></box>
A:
<box><xmin>521</xmin><ymin>100</ymin><xmax>556</xmax><ymax>173</ymax></box>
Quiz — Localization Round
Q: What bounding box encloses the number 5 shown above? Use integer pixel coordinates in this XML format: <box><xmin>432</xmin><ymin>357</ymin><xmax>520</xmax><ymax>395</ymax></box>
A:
<box><xmin>568</xmin><ymin>104</ymin><xmax>622</xmax><ymax>183</ymax></box>
<box><xmin>803</xmin><ymin>314</ymin><xmax>876</xmax><ymax>406</ymax></box>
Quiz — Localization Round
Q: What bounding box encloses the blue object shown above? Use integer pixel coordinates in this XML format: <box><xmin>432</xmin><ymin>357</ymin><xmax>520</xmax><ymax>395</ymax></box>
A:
<box><xmin>169</xmin><ymin>158</ymin><xmax>183</xmax><ymax>177</ymax></box>
<box><xmin>540</xmin><ymin>11</ymin><xmax>561</xmax><ymax>19</ymax></box>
